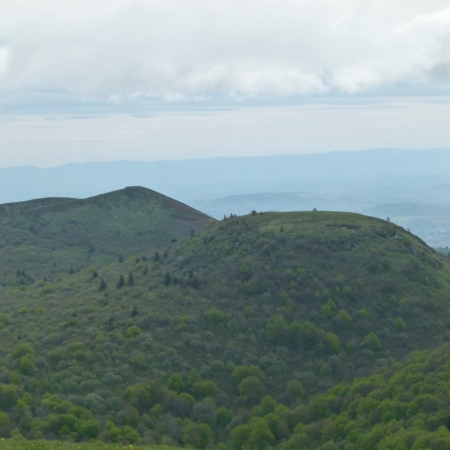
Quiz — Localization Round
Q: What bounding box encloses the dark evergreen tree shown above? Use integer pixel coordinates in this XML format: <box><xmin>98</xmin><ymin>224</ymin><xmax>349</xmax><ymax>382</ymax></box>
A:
<box><xmin>116</xmin><ymin>275</ymin><xmax>125</xmax><ymax>289</ymax></box>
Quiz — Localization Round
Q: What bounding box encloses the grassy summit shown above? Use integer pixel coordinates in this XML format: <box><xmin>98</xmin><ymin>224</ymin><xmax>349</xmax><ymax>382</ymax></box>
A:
<box><xmin>0</xmin><ymin>186</ymin><xmax>213</xmax><ymax>284</ymax></box>
<box><xmin>1</xmin><ymin>207</ymin><xmax>450</xmax><ymax>447</ymax></box>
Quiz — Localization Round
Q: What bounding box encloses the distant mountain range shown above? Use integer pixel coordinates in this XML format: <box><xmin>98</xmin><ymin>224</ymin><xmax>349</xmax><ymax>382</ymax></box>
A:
<box><xmin>2</xmin><ymin>148</ymin><xmax>450</xmax><ymax>246</ymax></box>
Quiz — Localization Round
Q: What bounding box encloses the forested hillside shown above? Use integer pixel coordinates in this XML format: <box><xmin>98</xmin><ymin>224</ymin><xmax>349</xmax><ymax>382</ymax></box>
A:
<box><xmin>0</xmin><ymin>209</ymin><xmax>450</xmax><ymax>448</ymax></box>
<box><xmin>0</xmin><ymin>186</ymin><xmax>213</xmax><ymax>285</ymax></box>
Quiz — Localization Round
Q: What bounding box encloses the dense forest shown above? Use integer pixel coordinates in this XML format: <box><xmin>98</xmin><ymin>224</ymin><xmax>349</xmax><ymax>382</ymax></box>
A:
<box><xmin>0</xmin><ymin>190</ymin><xmax>450</xmax><ymax>449</ymax></box>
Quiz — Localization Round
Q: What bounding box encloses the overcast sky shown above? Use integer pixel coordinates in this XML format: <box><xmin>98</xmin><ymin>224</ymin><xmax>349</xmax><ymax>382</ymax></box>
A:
<box><xmin>1</xmin><ymin>0</ymin><xmax>450</xmax><ymax>167</ymax></box>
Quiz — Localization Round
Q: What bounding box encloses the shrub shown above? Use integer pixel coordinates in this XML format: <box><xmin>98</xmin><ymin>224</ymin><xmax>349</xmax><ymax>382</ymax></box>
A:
<box><xmin>126</xmin><ymin>326</ymin><xmax>141</xmax><ymax>338</ymax></box>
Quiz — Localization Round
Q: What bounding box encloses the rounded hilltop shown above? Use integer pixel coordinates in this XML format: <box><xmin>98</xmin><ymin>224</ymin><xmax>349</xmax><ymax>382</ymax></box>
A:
<box><xmin>0</xmin><ymin>186</ymin><xmax>214</xmax><ymax>284</ymax></box>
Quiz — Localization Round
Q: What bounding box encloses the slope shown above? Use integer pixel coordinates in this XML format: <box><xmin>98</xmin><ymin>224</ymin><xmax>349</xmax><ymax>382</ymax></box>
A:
<box><xmin>0</xmin><ymin>186</ymin><xmax>213</xmax><ymax>285</ymax></box>
<box><xmin>1</xmin><ymin>211</ymin><xmax>450</xmax><ymax>447</ymax></box>
<box><xmin>280</xmin><ymin>341</ymin><xmax>450</xmax><ymax>450</ymax></box>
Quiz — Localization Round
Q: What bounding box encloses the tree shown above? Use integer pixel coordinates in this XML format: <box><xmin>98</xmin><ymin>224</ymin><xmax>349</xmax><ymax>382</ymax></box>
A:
<box><xmin>266</xmin><ymin>315</ymin><xmax>288</xmax><ymax>341</ymax></box>
<box><xmin>182</xmin><ymin>422</ymin><xmax>212</xmax><ymax>449</ymax></box>
<box><xmin>335</xmin><ymin>309</ymin><xmax>353</xmax><ymax>328</ymax></box>
<box><xmin>99</xmin><ymin>279</ymin><xmax>107</xmax><ymax>291</ymax></box>
<box><xmin>233</xmin><ymin>365</ymin><xmax>265</xmax><ymax>382</ymax></box>
<box><xmin>231</xmin><ymin>424</ymin><xmax>252</xmax><ymax>450</ymax></box>
<box><xmin>80</xmin><ymin>419</ymin><xmax>100</xmax><ymax>439</ymax></box>
<box><xmin>394</xmin><ymin>317</ymin><xmax>406</xmax><ymax>332</ymax></box>
<box><xmin>286</xmin><ymin>380</ymin><xmax>305</xmax><ymax>400</ymax></box>
<box><xmin>208</xmin><ymin>307</ymin><xmax>225</xmax><ymax>324</ymax></box>
<box><xmin>11</xmin><ymin>343</ymin><xmax>34</xmax><ymax>359</ymax></box>
<box><xmin>167</xmin><ymin>374</ymin><xmax>185</xmax><ymax>394</ymax></box>
<box><xmin>18</xmin><ymin>355</ymin><xmax>35</xmax><ymax>375</ymax></box>
<box><xmin>192</xmin><ymin>380</ymin><xmax>218</xmax><ymax>398</ymax></box>
<box><xmin>362</xmin><ymin>332</ymin><xmax>382</xmax><ymax>351</ymax></box>
<box><xmin>128</xmin><ymin>273</ymin><xmax>134</xmax><ymax>286</ymax></box>
<box><xmin>238</xmin><ymin>376</ymin><xmax>265</xmax><ymax>403</ymax></box>
<box><xmin>126</xmin><ymin>383</ymin><xmax>152</xmax><ymax>411</ymax></box>
<box><xmin>116</xmin><ymin>275</ymin><xmax>125</xmax><ymax>289</ymax></box>
<box><xmin>126</xmin><ymin>326</ymin><xmax>141</xmax><ymax>338</ymax></box>
<box><xmin>321</xmin><ymin>299</ymin><xmax>338</xmax><ymax>318</ymax></box>
<box><xmin>187</xmin><ymin>369</ymin><xmax>202</xmax><ymax>387</ymax></box>
<box><xmin>246</xmin><ymin>419</ymin><xmax>275</xmax><ymax>450</ymax></box>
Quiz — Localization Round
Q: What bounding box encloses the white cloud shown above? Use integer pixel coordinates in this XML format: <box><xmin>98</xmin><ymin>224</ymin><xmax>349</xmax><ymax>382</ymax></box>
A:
<box><xmin>1</xmin><ymin>0</ymin><xmax>450</xmax><ymax>105</ymax></box>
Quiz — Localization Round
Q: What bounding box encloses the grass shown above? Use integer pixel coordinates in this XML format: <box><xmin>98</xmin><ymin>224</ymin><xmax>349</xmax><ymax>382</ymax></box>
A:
<box><xmin>0</xmin><ymin>439</ymin><xmax>178</xmax><ymax>450</ymax></box>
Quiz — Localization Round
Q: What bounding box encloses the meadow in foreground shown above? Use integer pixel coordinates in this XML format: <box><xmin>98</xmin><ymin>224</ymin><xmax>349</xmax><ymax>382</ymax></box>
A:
<box><xmin>0</xmin><ymin>438</ymin><xmax>178</xmax><ymax>450</ymax></box>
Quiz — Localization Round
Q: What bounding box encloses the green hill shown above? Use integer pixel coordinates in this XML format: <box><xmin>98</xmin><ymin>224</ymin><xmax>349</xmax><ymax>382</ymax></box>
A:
<box><xmin>280</xmin><ymin>342</ymin><xmax>450</xmax><ymax>450</ymax></box>
<box><xmin>0</xmin><ymin>186</ymin><xmax>213</xmax><ymax>285</ymax></box>
<box><xmin>1</xmin><ymin>210</ymin><xmax>450</xmax><ymax>448</ymax></box>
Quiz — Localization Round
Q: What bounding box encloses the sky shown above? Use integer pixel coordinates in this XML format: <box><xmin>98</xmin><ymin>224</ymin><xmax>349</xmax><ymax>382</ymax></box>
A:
<box><xmin>1</xmin><ymin>0</ymin><xmax>450</xmax><ymax>168</ymax></box>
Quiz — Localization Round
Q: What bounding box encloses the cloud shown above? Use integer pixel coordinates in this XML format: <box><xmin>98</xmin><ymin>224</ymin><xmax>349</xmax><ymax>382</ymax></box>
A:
<box><xmin>1</xmin><ymin>0</ymin><xmax>450</xmax><ymax>106</ymax></box>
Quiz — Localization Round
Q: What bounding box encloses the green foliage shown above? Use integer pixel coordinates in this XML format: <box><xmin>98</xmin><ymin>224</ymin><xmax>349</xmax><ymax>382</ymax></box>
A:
<box><xmin>238</xmin><ymin>376</ymin><xmax>265</xmax><ymax>403</ymax></box>
<box><xmin>321</xmin><ymin>299</ymin><xmax>338</xmax><ymax>318</ymax></box>
<box><xmin>266</xmin><ymin>314</ymin><xmax>288</xmax><ymax>341</ymax></box>
<box><xmin>126</xmin><ymin>326</ymin><xmax>141</xmax><ymax>338</ymax></box>
<box><xmin>11</xmin><ymin>343</ymin><xmax>34</xmax><ymax>360</ymax></box>
<box><xmin>394</xmin><ymin>316</ymin><xmax>406</xmax><ymax>332</ymax></box>
<box><xmin>231</xmin><ymin>418</ymin><xmax>274</xmax><ymax>450</ymax></box>
<box><xmin>0</xmin><ymin>209</ymin><xmax>449</xmax><ymax>448</ymax></box>
<box><xmin>336</xmin><ymin>309</ymin><xmax>353</xmax><ymax>327</ymax></box>
<box><xmin>0</xmin><ymin>187</ymin><xmax>213</xmax><ymax>285</ymax></box>
<box><xmin>286</xmin><ymin>380</ymin><xmax>305</xmax><ymax>400</ymax></box>
<box><xmin>187</xmin><ymin>368</ymin><xmax>202</xmax><ymax>386</ymax></box>
<box><xmin>182</xmin><ymin>422</ymin><xmax>212</xmax><ymax>449</ymax></box>
<box><xmin>18</xmin><ymin>355</ymin><xmax>35</xmax><ymax>375</ymax></box>
<box><xmin>207</xmin><ymin>307</ymin><xmax>225</xmax><ymax>323</ymax></box>
<box><xmin>167</xmin><ymin>374</ymin><xmax>185</xmax><ymax>394</ymax></box>
<box><xmin>191</xmin><ymin>380</ymin><xmax>219</xmax><ymax>398</ymax></box>
<box><xmin>362</xmin><ymin>332</ymin><xmax>382</xmax><ymax>351</ymax></box>
<box><xmin>233</xmin><ymin>365</ymin><xmax>265</xmax><ymax>382</ymax></box>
